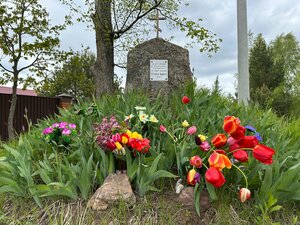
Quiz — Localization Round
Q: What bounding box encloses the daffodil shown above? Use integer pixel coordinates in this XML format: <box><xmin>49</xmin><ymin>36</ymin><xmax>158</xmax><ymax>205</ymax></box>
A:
<box><xmin>149</xmin><ymin>115</ymin><xmax>158</xmax><ymax>123</ymax></box>
<box><xmin>182</xmin><ymin>120</ymin><xmax>189</xmax><ymax>127</ymax></box>
<box><xmin>198</xmin><ymin>134</ymin><xmax>207</xmax><ymax>142</ymax></box>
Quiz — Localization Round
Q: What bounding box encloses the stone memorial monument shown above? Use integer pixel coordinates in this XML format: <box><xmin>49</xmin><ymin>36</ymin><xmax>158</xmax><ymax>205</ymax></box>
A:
<box><xmin>125</xmin><ymin>10</ymin><xmax>193</xmax><ymax>97</ymax></box>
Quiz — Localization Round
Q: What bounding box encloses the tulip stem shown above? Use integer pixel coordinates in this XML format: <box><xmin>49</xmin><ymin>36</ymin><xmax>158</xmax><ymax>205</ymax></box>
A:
<box><xmin>232</xmin><ymin>164</ymin><xmax>248</xmax><ymax>188</ymax></box>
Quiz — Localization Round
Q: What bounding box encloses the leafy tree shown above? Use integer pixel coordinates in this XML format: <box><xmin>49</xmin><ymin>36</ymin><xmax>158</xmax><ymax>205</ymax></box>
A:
<box><xmin>0</xmin><ymin>0</ymin><xmax>66</xmax><ymax>139</ymax></box>
<box><xmin>249</xmin><ymin>34</ymin><xmax>285</xmax><ymax>103</ymax></box>
<box><xmin>61</xmin><ymin>0</ymin><xmax>221</xmax><ymax>96</ymax></box>
<box><xmin>212</xmin><ymin>75</ymin><xmax>221</xmax><ymax>95</ymax></box>
<box><xmin>269</xmin><ymin>33</ymin><xmax>300</xmax><ymax>78</ymax></box>
<box><xmin>38</xmin><ymin>49</ymin><xmax>96</xmax><ymax>100</ymax></box>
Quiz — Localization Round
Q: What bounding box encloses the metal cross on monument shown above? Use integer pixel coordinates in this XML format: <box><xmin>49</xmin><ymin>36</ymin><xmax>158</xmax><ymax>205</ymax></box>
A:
<box><xmin>149</xmin><ymin>9</ymin><xmax>166</xmax><ymax>38</ymax></box>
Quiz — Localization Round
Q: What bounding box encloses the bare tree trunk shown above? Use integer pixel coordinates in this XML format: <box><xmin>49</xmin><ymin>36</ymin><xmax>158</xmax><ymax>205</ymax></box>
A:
<box><xmin>8</xmin><ymin>72</ymin><xmax>18</xmax><ymax>139</ymax></box>
<box><xmin>93</xmin><ymin>0</ymin><xmax>114</xmax><ymax>97</ymax></box>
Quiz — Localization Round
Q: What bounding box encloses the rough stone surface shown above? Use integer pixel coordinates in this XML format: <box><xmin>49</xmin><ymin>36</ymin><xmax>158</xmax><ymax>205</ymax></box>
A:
<box><xmin>126</xmin><ymin>38</ymin><xmax>193</xmax><ymax>97</ymax></box>
<box><xmin>87</xmin><ymin>173</ymin><xmax>136</xmax><ymax>210</ymax></box>
<box><xmin>177</xmin><ymin>187</ymin><xmax>211</xmax><ymax>213</ymax></box>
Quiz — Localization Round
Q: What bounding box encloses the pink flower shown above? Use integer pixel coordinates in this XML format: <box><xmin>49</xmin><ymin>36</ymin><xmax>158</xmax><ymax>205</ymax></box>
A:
<box><xmin>68</xmin><ymin>123</ymin><xmax>76</xmax><ymax>129</ymax></box>
<box><xmin>62</xmin><ymin>128</ymin><xmax>71</xmax><ymax>135</ymax></box>
<box><xmin>59</xmin><ymin>122</ymin><xmax>68</xmax><ymax>129</ymax></box>
<box><xmin>227</xmin><ymin>137</ymin><xmax>238</xmax><ymax>146</ymax></box>
<box><xmin>42</xmin><ymin>127</ymin><xmax>53</xmax><ymax>135</ymax></box>
<box><xmin>159</xmin><ymin>125</ymin><xmax>167</xmax><ymax>133</ymax></box>
<box><xmin>199</xmin><ymin>141</ymin><xmax>210</xmax><ymax>152</ymax></box>
<box><xmin>112</xmin><ymin>133</ymin><xmax>121</xmax><ymax>142</ymax></box>
<box><xmin>186</xmin><ymin>126</ymin><xmax>197</xmax><ymax>135</ymax></box>
<box><xmin>182</xmin><ymin>96</ymin><xmax>190</xmax><ymax>104</ymax></box>
<box><xmin>190</xmin><ymin>155</ymin><xmax>202</xmax><ymax>168</ymax></box>
<box><xmin>51</xmin><ymin>123</ymin><xmax>59</xmax><ymax>128</ymax></box>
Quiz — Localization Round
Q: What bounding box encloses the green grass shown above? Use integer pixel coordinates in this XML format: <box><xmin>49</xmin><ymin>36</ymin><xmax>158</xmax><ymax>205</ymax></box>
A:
<box><xmin>0</xmin><ymin>190</ymin><xmax>299</xmax><ymax>225</ymax></box>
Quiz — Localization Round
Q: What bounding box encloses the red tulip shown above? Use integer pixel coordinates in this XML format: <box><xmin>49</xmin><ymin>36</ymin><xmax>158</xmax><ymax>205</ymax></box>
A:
<box><xmin>182</xmin><ymin>96</ymin><xmax>190</xmax><ymax>104</ymax></box>
<box><xmin>128</xmin><ymin>138</ymin><xmax>150</xmax><ymax>153</ymax></box>
<box><xmin>229</xmin><ymin>143</ymin><xmax>240</xmax><ymax>152</ymax></box>
<box><xmin>239</xmin><ymin>188</ymin><xmax>251</xmax><ymax>202</ymax></box>
<box><xmin>187</xmin><ymin>169</ymin><xmax>200</xmax><ymax>186</ymax></box>
<box><xmin>186</xmin><ymin>126</ymin><xmax>197</xmax><ymax>135</ymax></box>
<box><xmin>253</xmin><ymin>144</ymin><xmax>275</xmax><ymax>165</ymax></box>
<box><xmin>231</xmin><ymin>125</ymin><xmax>246</xmax><ymax>140</ymax></box>
<box><xmin>208</xmin><ymin>152</ymin><xmax>232</xmax><ymax>171</ymax></box>
<box><xmin>159</xmin><ymin>125</ymin><xmax>167</xmax><ymax>133</ymax></box>
<box><xmin>190</xmin><ymin>155</ymin><xmax>202</xmax><ymax>168</ymax></box>
<box><xmin>211</xmin><ymin>134</ymin><xmax>227</xmax><ymax>148</ymax></box>
<box><xmin>205</xmin><ymin>167</ymin><xmax>226</xmax><ymax>188</ymax></box>
<box><xmin>238</xmin><ymin>136</ymin><xmax>259</xmax><ymax>148</ymax></box>
<box><xmin>233</xmin><ymin>150</ymin><xmax>248</xmax><ymax>162</ymax></box>
<box><xmin>223</xmin><ymin>116</ymin><xmax>240</xmax><ymax>134</ymax></box>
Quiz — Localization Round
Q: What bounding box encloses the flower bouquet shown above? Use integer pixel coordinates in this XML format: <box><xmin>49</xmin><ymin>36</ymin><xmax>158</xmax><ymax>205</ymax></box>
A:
<box><xmin>42</xmin><ymin>122</ymin><xmax>77</xmax><ymax>149</ymax></box>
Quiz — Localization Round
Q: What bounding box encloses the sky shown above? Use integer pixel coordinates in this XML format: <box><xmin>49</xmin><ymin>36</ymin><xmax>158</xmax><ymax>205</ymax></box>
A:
<box><xmin>3</xmin><ymin>0</ymin><xmax>300</xmax><ymax>94</ymax></box>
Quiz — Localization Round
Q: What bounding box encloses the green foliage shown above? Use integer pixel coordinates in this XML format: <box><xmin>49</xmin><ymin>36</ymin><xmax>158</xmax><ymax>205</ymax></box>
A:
<box><xmin>0</xmin><ymin>84</ymin><xmax>299</xmax><ymax>210</ymax></box>
<box><xmin>255</xmin><ymin>195</ymin><xmax>282</xmax><ymax>225</ymax></box>
<box><xmin>249</xmin><ymin>33</ymin><xmax>300</xmax><ymax>117</ymax></box>
<box><xmin>37</xmin><ymin>49</ymin><xmax>96</xmax><ymax>100</ymax></box>
<box><xmin>0</xmin><ymin>0</ymin><xmax>66</xmax><ymax>86</ymax></box>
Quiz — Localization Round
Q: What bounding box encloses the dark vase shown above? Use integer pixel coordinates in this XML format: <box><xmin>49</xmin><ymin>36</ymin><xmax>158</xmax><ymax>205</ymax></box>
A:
<box><xmin>115</xmin><ymin>158</ymin><xmax>126</xmax><ymax>173</ymax></box>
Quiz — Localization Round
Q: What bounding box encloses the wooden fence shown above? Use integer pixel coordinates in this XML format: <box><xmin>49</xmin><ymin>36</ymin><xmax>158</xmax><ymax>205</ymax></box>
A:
<box><xmin>0</xmin><ymin>94</ymin><xmax>60</xmax><ymax>141</ymax></box>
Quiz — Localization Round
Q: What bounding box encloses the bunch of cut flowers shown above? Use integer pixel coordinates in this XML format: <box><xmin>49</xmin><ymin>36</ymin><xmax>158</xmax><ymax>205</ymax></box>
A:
<box><xmin>186</xmin><ymin>115</ymin><xmax>275</xmax><ymax>204</ymax></box>
<box><xmin>94</xmin><ymin>115</ymin><xmax>151</xmax><ymax>158</ymax></box>
<box><xmin>42</xmin><ymin>122</ymin><xmax>77</xmax><ymax>147</ymax></box>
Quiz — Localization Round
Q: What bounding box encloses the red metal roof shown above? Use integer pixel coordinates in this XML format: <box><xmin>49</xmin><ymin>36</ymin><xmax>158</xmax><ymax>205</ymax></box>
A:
<box><xmin>0</xmin><ymin>86</ymin><xmax>37</xmax><ymax>96</ymax></box>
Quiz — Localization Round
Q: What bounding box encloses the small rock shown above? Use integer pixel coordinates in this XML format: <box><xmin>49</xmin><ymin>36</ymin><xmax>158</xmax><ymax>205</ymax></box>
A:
<box><xmin>87</xmin><ymin>173</ymin><xmax>136</xmax><ymax>210</ymax></box>
<box><xmin>177</xmin><ymin>187</ymin><xmax>211</xmax><ymax>213</ymax></box>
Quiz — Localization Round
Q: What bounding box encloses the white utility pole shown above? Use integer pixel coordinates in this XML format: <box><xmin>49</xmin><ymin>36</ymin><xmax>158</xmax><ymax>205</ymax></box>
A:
<box><xmin>237</xmin><ymin>0</ymin><xmax>250</xmax><ymax>105</ymax></box>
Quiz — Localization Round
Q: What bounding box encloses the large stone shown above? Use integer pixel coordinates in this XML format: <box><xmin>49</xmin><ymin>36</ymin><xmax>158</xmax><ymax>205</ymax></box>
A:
<box><xmin>87</xmin><ymin>173</ymin><xmax>136</xmax><ymax>210</ymax></box>
<box><xmin>177</xmin><ymin>187</ymin><xmax>211</xmax><ymax>213</ymax></box>
<box><xmin>126</xmin><ymin>38</ymin><xmax>193</xmax><ymax>97</ymax></box>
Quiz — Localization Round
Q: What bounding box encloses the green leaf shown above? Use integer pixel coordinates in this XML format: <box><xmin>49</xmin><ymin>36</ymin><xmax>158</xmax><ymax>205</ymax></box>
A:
<box><xmin>205</xmin><ymin>180</ymin><xmax>217</xmax><ymax>201</ymax></box>
<box><xmin>194</xmin><ymin>183</ymin><xmax>201</xmax><ymax>217</ymax></box>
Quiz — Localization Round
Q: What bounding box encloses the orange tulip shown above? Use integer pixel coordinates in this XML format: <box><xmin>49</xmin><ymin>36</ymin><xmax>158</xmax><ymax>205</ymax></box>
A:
<box><xmin>190</xmin><ymin>155</ymin><xmax>202</xmax><ymax>168</ymax></box>
<box><xmin>223</xmin><ymin>116</ymin><xmax>240</xmax><ymax>134</ymax></box>
<box><xmin>211</xmin><ymin>134</ymin><xmax>227</xmax><ymax>148</ymax></box>
<box><xmin>208</xmin><ymin>152</ymin><xmax>232</xmax><ymax>171</ymax></box>
<box><xmin>187</xmin><ymin>169</ymin><xmax>200</xmax><ymax>186</ymax></box>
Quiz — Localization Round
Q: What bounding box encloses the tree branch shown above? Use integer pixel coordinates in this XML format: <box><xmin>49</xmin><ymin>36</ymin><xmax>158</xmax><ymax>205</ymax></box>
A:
<box><xmin>17</xmin><ymin>52</ymin><xmax>42</xmax><ymax>73</ymax></box>
<box><xmin>113</xmin><ymin>0</ymin><xmax>163</xmax><ymax>39</ymax></box>
<box><xmin>0</xmin><ymin>63</ymin><xmax>13</xmax><ymax>73</ymax></box>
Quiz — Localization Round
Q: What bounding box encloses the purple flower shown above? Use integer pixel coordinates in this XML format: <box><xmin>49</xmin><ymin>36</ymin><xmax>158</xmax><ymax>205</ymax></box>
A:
<box><xmin>194</xmin><ymin>172</ymin><xmax>201</xmax><ymax>183</ymax></box>
<box><xmin>52</xmin><ymin>123</ymin><xmax>59</xmax><ymax>128</ymax></box>
<box><xmin>62</xmin><ymin>128</ymin><xmax>71</xmax><ymax>136</ymax></box>
<box><xmin>199</xmin><ymin>141</ymin><xmax>211</xmax><ymax>152</ymax></box>
<box><xmin>68</xmin><ymin>123</ymin><xmax>76</xmax><ymax>129</ymax></box>
<box><xmin>255</xmin><ymin>132</ymin><xmax>263</xmax><ymax>142</ymax></box>
<box><xmin>245</xmin><ymin>125</ymin><xmax>256</xmax><ymax>132</ymax></box>
<box><xmin>59</xmin><ymin>122</ymin><xmax>68</xmax><ymax>129</ymax></box>
<box><xmin>42</xmin><ymin>127</ymin><xmax>53</xmax><ymax>135</ymax></box>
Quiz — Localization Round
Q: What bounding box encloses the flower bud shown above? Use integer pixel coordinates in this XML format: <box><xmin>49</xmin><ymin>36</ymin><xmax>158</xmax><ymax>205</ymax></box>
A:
<box><xmin>159</xmin><ymin>125</ymin><xmax>167</xmax><ymax>133</ymax></box>
<box><xmin>239</xmin><ymin>188</ymin><xmax>251</xmax><ymax>202</ymax></box>
<box><xmin>186</xmin><ymin>126</ymin><xmax>197</xmax><ymax>135</ymax></box>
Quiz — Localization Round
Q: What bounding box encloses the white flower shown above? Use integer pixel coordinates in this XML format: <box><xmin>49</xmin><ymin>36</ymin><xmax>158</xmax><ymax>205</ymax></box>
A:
<box><xmin>139</xmin><ymin>111</ymin><xmax>149</xmax><ymax>123</ymax></box>
<box><xmin>135</xmin><ymin>106</ymin><xmax>146</xmax><ymax>111</ymax></box>
<box><xmin>124</xmin><ymin>114</ymin><xmax>134</xmax><ymax>121</ymax></box>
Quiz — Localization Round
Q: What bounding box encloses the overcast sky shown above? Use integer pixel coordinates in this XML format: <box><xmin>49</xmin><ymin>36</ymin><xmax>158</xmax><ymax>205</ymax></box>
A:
<box><xmin>4</xmin><ymin>0</ymin><xmax>300</xmax><ymax>94</ymax></box>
